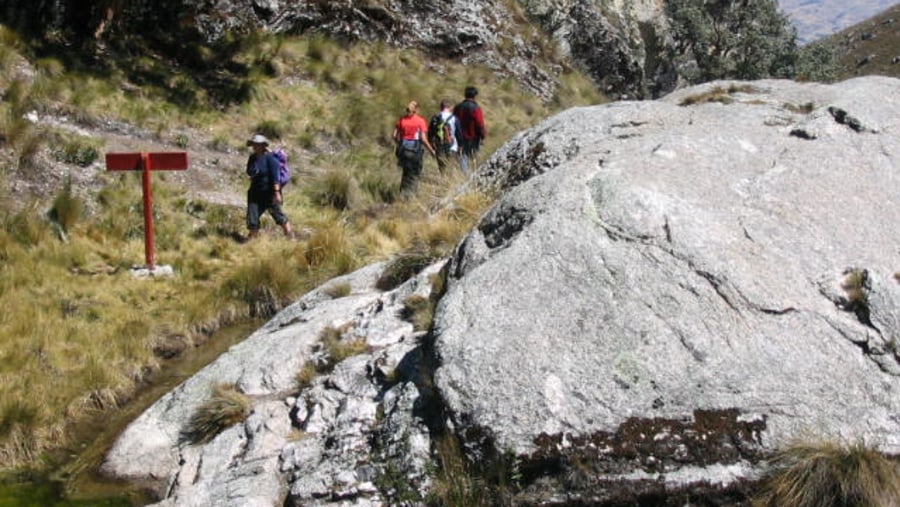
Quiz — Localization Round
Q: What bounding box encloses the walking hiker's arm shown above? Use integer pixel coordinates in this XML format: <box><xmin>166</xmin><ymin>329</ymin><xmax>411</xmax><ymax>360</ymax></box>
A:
<box><xmin>266</xmin><ymin>153</ymin><xmax>283</xmax><ymax>202</ymax></box>
<box><xmin>422</xmin><ymin>136</ymin><xmax>436</xmax><ymax>157</ymax></box>
<box><xmin>475</xmin><ymin>107</ymin><xmax>486</xmax><ymax>140</ymax></box>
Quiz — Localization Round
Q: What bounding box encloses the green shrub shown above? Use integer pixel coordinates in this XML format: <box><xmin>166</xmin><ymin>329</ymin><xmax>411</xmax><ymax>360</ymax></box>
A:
<box><xmin>667</xmin><ymin>0</ymin><xmax>799</xmax><ymax>83</ymax></box>
<box><xmin>54</xmin><ymin>136</ymin><xmax>101</xmax><ymax>167</ymax></box>
<box><xmin>174</xmin><ymin>133</ymin><xmax>190</xmax><ymax>148</ymax></box>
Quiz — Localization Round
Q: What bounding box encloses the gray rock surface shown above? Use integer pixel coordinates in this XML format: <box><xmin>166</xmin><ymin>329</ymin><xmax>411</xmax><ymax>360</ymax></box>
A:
<box><xmin>102</xmin><ymin>261</ymin><xmax>443</xmax><ymax>506</ymax></box>
<box><xmin>438</xmin><ymin>76</ymin><xmax>900</xmax><ymax>501</ymax></box>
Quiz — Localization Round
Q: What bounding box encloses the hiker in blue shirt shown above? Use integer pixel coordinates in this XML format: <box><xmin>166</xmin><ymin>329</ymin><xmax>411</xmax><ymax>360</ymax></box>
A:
<box><xmin>246</xmin><ymin>134</ymin><xmax>293</xmax><ymax>240</ymax></box>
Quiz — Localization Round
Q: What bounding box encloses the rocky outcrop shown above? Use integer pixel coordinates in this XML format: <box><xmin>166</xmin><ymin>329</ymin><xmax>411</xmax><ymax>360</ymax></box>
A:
<box><xmin>198</xmin><ymin>0</ymin><xmax>678</xmax><ymax>99</ymax></box>
<box><xmin>0</xmin><ymin>0</ymin><xmax>678</xmax><ymax>100</ymax></box>
<box><xmin>102</xmin><ymin>76</ymin><xmax>900</xmax><ymax>505</ymax></box>
<box><xmin>102</xmin><ymin>260</ymin><xmax>443</xmax><ymax>506</ymax></box>
<box><xmin>445</xmin><ymin>75</ymin><xmax>900</xmax><ymax>502</ymax></box>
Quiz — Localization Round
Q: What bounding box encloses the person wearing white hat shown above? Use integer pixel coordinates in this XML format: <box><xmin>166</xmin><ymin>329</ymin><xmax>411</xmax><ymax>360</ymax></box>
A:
<box><xmin>245</xmin><ymin>134</ymin><xmax>292</xmax><ymax>239</ymax></box>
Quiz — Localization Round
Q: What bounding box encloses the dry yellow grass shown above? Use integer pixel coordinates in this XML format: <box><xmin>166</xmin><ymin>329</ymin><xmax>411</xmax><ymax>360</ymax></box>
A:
<box><xmin>754</xmin><ymin>440</ymin><xmax>900</xmax><ymax>507</ymax></box>
<box><xmin>182</xmin><ymin>384</ymin><xmax>251</xmax><ymax>444</ymax></box>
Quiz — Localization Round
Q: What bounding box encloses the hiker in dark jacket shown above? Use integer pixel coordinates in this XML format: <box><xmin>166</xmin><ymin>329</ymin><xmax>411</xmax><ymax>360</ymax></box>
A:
<box><xmin>453</xmin><ymin>86</ymin><xmax>486</xmax><ymax>173</ymax></box>
<box><xmin>245</xmin><ymin>134</ymin><xmax>293</xmax><ymax>239</ymax></box>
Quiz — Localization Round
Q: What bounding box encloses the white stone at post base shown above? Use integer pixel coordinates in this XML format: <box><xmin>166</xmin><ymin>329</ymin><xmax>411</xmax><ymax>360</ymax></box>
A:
<box><xmin>129</xmin><ymin>265</ymin><xmax>175</xmax><ymax>278</ymax></box>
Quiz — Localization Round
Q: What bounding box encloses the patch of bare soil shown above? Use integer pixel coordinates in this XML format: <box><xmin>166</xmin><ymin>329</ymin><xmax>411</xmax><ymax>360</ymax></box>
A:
<box><xmin>13</xmin><ymin>112</ymin><xmax>249</xmax><ymax>214</ymax></box>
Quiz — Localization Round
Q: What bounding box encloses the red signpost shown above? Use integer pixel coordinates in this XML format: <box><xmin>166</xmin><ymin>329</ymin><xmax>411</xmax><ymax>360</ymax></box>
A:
<box><xmin>106</xmin><ymin>152</ymin><xmax>188</xmax><ymax>270</ymax></box>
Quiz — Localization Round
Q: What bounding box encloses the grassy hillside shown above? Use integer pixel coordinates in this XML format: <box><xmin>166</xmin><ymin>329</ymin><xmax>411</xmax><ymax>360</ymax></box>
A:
<box><xmin>816</xmin><ymin>3</ymin><xmax>900</xmax><ymax>80</ymax></box>
<box><xmin>0</xmin><ymin>25</ymin><xmax>604</xmax><ymax>473</ymax></box>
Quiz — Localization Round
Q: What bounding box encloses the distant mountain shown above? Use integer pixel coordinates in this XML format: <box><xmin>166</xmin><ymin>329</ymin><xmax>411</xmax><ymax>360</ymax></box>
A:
<box><xmin>779</xmin><ymin>0</ymin><xmax>900</xmax><ymax>43</ymax></box>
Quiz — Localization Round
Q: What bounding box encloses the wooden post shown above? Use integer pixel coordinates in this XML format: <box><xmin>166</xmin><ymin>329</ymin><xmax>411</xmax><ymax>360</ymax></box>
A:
<box><xmin>106</xmin><ymin>152</ymin><xmax>188</xmax><ymax>270</ymax></box>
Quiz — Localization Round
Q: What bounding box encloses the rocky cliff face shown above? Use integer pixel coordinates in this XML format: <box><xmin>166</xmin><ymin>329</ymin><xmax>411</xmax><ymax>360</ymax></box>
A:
<box><xmin>1</xmin><ymin>0</ymin><xmax>678</xmax><ymax>100</ymax></box>
<box><xmin>198</xmin><ymin>0</ymin><xmax>678</xmax><ymax>99</ymax></box>
<box><xmin>102</xmin><ymin>76</ymin><xmax>900</xmax><ymax>506</ymax></box>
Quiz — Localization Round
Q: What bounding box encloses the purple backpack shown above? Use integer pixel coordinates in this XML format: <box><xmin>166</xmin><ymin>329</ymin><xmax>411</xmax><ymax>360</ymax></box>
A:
<box><xmin>272</xmin><ymin>149</ymin><xmax>291</xmax><ymax>188</ymax></box>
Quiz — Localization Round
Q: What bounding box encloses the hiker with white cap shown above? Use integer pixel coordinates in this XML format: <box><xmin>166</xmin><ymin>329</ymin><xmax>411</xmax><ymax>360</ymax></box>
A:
<box><xmin>245</xmin><ymin>134</ymin><xmax>293</xmax><ymax>239</ymax></box>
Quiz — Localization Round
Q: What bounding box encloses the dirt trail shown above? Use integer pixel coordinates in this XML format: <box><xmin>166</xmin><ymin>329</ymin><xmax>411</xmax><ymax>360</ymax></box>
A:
<box><xmin>18</xmin><ymin>112</ymin><xmax>249</xmax><ymax>212</ymax></box>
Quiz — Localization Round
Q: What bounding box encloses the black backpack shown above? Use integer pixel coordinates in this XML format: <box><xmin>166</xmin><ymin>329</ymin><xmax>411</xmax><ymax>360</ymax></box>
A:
<box><xmin>428</xmin><ymin>113</ymin><xmax>454</xmax><ymax>151</ymax></box>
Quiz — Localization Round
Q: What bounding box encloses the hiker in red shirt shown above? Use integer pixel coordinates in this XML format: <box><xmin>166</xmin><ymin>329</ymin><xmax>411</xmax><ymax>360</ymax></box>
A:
<box><xmin>453</xmin><ymin>86</ymin><xmax>486</xmax><ymax>173</ymax></box>
<box><xmin>393</xmin><ymin>100</ymin><xmax>436</xmax><ymax>196</ymax></box>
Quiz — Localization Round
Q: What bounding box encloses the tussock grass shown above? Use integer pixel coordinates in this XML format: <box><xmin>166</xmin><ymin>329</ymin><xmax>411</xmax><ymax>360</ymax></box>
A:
<box><xmin>307</xmin><ymin>169</ymin><xmax>358</xmax><ymax>210</ymax></box>
<box><xmin>754</xmin><ymin>440</ymin><xmax>900</xmax><ymax>507</ymax></box>
<box><xmin>401</xmin><ymin>294</ymin><xmax>434</xmax><ymax>332</ymax></box>
<box><xmin>303</xmin><ymin>224</ymin><xmax>356</xmax><ymax>272</ymax></box>
<box><xmin>182</xmin><ymin>384</ymin><xmax>250</xmax><ymax>444</ymax></box>
<box><xmin>840</xmin><ymin>268</ymin><xmax>869</xmax><ymax>307</ymax></box>
<box><xmin>679</xmin><ymin>84</ymin><xmax>760</xmax><ymax>106</ymax></box>
<box><xmin>48</xmin><ymin>178</ymin><xmax>84</xmax><ymax>235</ymax></box>
<box><xmin>323</xmin><ymin>282</ymin><xmax>352</xmax><ymax>299</ymax></box>
<box><xmin>295</xmin><ymin>362</ymin><xmax>318</xmax><ymax>390</ymax></box>
<box><xmin>311</xmin><ymin>324</ymin><xmax>371</xmax><ymax>375</ymax></box>
<box><xmin>427</xmin><ymin>432</ymin><xmax>508</xmax><ymax>506</ymax></box>
<box><xmin>220</xmin><ymin>243</ymin><xmax>307</xmax><ymax>317</ymax></box>
<box><xmin>377</xmin><ymin>243</ymin><xmax>442</xmax><ymax>291</ymax></box>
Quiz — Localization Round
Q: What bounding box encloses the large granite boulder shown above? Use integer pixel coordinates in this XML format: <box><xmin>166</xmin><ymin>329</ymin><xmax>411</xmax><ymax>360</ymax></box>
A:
<box><xmin>437</xmin><ymin>75</ymin><xmax>900</xmax><ymax>502</ymax></box>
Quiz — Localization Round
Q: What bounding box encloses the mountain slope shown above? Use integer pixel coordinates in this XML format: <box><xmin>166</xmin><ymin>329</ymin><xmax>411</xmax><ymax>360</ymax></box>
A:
<box><xmin>780</xmin><ymin>0</ymin><xmax>900</xmax><ymax>43</ymax></box>
<box><xmin>816</xmin><ymin>3</ymin><xmax>900</xmax><ymax>80</ymax></box>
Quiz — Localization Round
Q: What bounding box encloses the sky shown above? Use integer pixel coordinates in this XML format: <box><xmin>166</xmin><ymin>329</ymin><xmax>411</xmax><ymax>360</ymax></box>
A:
<box><xmin>779</xmin><ymin>0</ymin><xmax>900</xmax><ymax>42</ymax></box>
